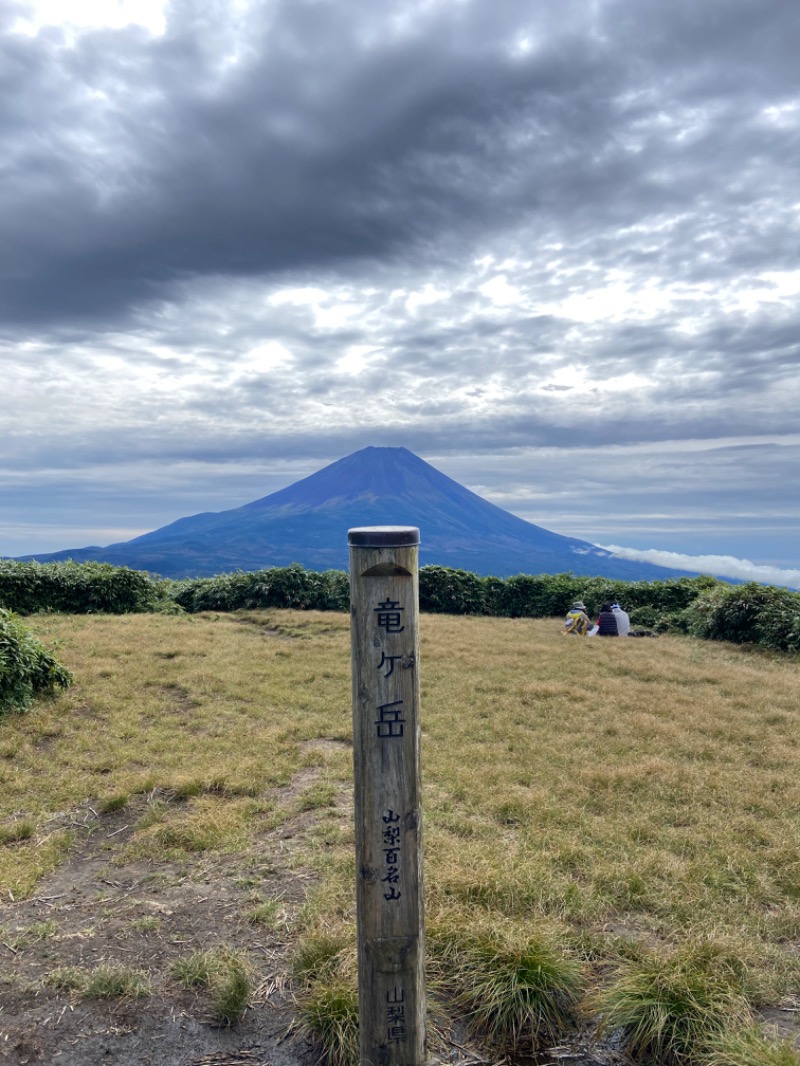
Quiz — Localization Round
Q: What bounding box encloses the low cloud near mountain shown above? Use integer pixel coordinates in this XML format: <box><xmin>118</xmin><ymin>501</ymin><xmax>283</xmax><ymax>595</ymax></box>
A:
<box><xmin>599</xmin><ymin>545</ymin><xmax>800</xmax><ymax>590</ymax></box>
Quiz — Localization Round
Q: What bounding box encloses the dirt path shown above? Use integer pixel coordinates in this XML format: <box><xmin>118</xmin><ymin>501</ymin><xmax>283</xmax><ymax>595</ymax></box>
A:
<box><xmin>0</xmin><ymin>753</ymin><xmax>332</xmax><ymax>1066</ymax></box>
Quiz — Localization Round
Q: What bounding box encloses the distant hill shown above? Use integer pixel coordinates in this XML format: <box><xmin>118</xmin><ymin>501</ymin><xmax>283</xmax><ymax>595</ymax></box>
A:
<box><xmin>18</xmin><ymin>446</ymin><xmax>706</xmax><ymax>581</ymax></box>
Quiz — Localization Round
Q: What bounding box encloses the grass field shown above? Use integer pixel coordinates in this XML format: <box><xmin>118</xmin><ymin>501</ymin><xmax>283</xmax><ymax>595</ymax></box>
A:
<box><xmin>1</xmin><ymin>610</ymin><xmax>799</xmax><ymax>1064</ymax></box>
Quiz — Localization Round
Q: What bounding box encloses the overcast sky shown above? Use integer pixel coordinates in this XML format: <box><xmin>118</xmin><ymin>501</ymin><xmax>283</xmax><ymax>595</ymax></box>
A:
<box><xmin>3</xmin><ymin>0</ymin><xmax>800</xmax><ymax>585</ymax></box>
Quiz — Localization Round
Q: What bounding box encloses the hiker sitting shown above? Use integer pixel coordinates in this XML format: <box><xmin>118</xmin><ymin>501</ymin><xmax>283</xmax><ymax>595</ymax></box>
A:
<box><xmin>597</xmin><ymin>603</ymin><xmax>619</xmax><ymax>637</ymax></box>
<box><xmin>564</xmin><ymin>601</ymin><xmax>591</xmax><ymax>636</ymax></box>
<box><xmin>611</xmin><ymin>601</ymin><xmax>630</xmax><ymax>636</ymax></box>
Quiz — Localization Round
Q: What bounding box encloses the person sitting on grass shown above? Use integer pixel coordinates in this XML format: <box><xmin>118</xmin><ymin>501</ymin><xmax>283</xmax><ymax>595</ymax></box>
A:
<box><xmin>611</xmin><ymin>601</ymin><xmax>631</xmax><ymax>636</ymax></box>
<box><xmin>564</xmin><ymin>601</ymin><xmax>591</xmax><ymax>636</ymax></box>
<box><xmin>597</xmin><ymin>603</ymin><xmax>619</xmax><ymax>636</ymax></box>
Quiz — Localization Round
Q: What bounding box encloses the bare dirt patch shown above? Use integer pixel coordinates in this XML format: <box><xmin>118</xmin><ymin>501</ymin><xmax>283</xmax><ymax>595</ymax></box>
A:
<box><xmin>0</xmin><ymin>769</ymin><xmax>327</xmax><ymax>1066</ymax></box>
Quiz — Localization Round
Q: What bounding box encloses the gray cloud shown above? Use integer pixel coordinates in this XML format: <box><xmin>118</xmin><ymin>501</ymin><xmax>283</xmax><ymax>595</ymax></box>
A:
<box><xmin>6</xmin><ymin>0</ymin><xmax>793</xmax><ymax>328</ymax></box>
<box><xmin>1</xmin><ymin>0</ymin><xmax>799</xmax><ymax>570</ymax></box>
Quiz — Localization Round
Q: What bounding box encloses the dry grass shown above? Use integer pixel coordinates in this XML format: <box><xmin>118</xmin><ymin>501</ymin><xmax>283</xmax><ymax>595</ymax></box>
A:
<box><xmin>44</xmin><ymin>961</ymin><xmax>151</xmax><ymax>998</ymax></box>
<box><xmin>2</xmin><ymin>609</ymin><xmax>800</xmax><ymax>1060</ymax></box>
<box><xmin>0</xmin><ymin>610</ymin><xmax>352</xmax><ymax>895</ymax></box>
<box><xmin>420</xmin><ymin>619</ymin><xmax>800</xmax><ymax>974</ymax></box>
<box><xmin>703</xmin><ymin>1026</ymin><xmax>800</xmax><ymax>1065</ymax></box>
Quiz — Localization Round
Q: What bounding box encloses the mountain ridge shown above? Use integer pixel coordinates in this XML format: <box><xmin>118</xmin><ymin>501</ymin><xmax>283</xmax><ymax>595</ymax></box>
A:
<box><xmin>16</xmin><ymin>446</ymin><xmax>706</xmax><ymax>582</ymax></box>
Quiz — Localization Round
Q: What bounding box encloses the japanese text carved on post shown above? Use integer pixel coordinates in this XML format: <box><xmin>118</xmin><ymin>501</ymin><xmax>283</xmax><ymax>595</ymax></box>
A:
<box><xmin>349</xmin><ymin>526</ymin><xmax>426</xmax><ymax>1066</ymax></box>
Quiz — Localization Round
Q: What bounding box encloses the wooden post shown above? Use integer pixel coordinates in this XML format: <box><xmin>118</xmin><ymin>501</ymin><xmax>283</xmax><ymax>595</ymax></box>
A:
<box><xmin>349</xmin><ymin>526</ymin><xmax>426</xmax><ymax>1066</ymax></box>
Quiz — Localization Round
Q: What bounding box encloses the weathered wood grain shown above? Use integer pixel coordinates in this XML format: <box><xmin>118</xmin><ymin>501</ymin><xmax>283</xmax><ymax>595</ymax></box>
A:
<box><xmin>349</xmin><ymin>527</ymin><xmax>426</xmax><ymax>1066</ymax></box>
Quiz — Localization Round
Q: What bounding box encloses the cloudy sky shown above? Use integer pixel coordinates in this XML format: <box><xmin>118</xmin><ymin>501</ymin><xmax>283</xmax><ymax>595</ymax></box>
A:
<box><xmin>3</xmin><ymin>0</ymin><xmax>800</xmax><ymax>586</ymax></box>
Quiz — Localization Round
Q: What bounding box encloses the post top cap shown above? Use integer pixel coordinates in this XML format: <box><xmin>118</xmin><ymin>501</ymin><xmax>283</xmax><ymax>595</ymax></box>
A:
<box><xmin>348</xmin><ymin>526</ymin><xmax>420</xmax><ymax>547</ymax></box>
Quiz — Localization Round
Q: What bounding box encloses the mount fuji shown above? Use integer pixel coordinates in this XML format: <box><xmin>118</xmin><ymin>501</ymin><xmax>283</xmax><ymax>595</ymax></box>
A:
<box><xmin>20</xmin><ymin>447</ymin><xmax>703</xmax><ymax>581</ymax></box>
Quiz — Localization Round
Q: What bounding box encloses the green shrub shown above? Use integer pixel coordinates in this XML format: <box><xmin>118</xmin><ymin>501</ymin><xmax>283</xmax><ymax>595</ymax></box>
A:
<box><xmin>12</xmin><ymin>555</ymin><xmax>795</xmax><ymax>657</ymax></box>
<box><xmin>0</xmin><ymin>608</ymin><xmax>73</xmax><ymax>716</ymax></box>
<box><xmin>0</xmin><ymin>560</ymin><xmax>170</xmax><ymax>615</ymax></box>
<box><xmin>751</xmin><ymin>594</ymin><xmax>800</xmax><ymax>653</ymax></box>
<box><xmin>629</xmin><ymin>605</ymin><xmax>660</xmax><ymax>629</ymax></box>
<box><xmin>488</xmin><ymin>573</ymin><xmax>582</xmax><ymax>617</ymax></box>
<box><xmin>419</xmin><ymin>566</ymin><xmax>488</xmax><ymax>614</ymax></box>
<box><xmin>419</xmin><ymin>568</ymin><xmax>723</xmax><ymax>623</ymax></box>
<box><xmin>172</xmin><ymin>565</ymin><xmax>349</xmax><ymax>613</ymax></box>
<box><xmin>654</xmin><ymin>610</ymin><xmax>693</xmax><ymax>634</ymax></box>
<box><xmin>685</xmin><ymin>583</ymin><xmax>800</xmax><ymax>652</ymax></box>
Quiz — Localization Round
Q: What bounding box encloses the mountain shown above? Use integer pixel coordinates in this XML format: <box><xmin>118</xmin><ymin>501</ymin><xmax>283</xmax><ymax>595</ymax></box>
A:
<box><xmin>18</xmin><ymin>446</ymin><xmax>704</xmax><ymax>581</ymax></box>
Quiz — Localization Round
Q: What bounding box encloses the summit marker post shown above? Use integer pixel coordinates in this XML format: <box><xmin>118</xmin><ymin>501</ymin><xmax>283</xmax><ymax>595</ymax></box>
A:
<box><xmin>349</xmin><ymin>526</ymin><xmax>427</xmax><ymax>1066</ymax></box>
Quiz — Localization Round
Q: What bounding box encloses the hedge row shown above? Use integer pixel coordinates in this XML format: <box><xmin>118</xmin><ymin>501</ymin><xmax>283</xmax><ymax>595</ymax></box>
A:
<box><xmin>0</xmin><ymin>558</ymin><xmax>738</xmax><ymax>618</ymax></box>
<box><xmin>417</xmin><ymin>567</ymin><xmax>721</xmax><ymax>618</ymax></box>
<box><xmin>1</xmin><ymin>559</ymin><xmax>718</xmax><ymax>618</ymax></box>
<box><xmin>0</xmin><ymin>560</ymin><xmax>168</xmax><ymax>614</ymax></box>
<box><xmin>171</xmin><ymin>564</ymin><xmax>350</xmax><ymax>613</ymax></box>
<box><xmin>3</xmin><ymin>560</ymin><xmax>798</xmax><ymax>654</ymax></box>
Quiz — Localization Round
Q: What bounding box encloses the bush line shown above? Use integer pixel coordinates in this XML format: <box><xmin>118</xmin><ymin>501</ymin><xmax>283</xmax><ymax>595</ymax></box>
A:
<box><xmin>2</xmin><ymin>559</ymin><xmax>800</xmax><ymax>654</ymax></box>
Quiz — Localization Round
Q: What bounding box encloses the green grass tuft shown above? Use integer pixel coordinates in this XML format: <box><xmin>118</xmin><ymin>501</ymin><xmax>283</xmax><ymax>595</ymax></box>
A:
<box><xmin>292</xmin><ymin>926</ymin><xmax>359</xmax><ymax>1066</ymax></box>
<box><xmin>292</xmin><ymin>932</ymin><xmax>354</xmax><ymax>986</ymax></box>
<box><xmin>702</xmin><ymin>1026</ymin><xmax>800</xmax><ymax>1066</ymax></box>
<box><xmin>211</xmin><ymin>958</ymin><xmax>251</xmax><ymax>1026</ymax></box>
<box><xmin>296</xmin><ymin>975</ymin><xmax>360</xmax><ymax>1066</ymax></box>
<box><xmin>592</xmin><ymin>940</ymin><xmax>753</xmax><ymax>1063</ymax></box>
<box><xmin>43</xmin><ymin>966</ymin><xmax>85</xmax><ymax>992</ymax></box>
<box><xmin>99</xmin><ymin>793</ymin><xmax>129</xmax><ymax>814</ymax></box>
<box><xmin>429</xmin><ymin>921</ymin><xmax>584</xmax><ymax>1053</ymax></box>
<box><xmin>83</xmin><ymin>963</ymin><xmax>150</xmax><ymax>998</ymax></box>
<box><xmin>172</xmin><ymin>945</ymin><xmax>251</xmax><ymax>1025</ymax></box>
<box><xmin>0</xmin><ymin>819</ymin><xmax>35</xmax><ymax>845</ymax></box>
<box><xmin>246</xmin><ymin>896</ymin><xmax>283</xmax><ymax>928</ymax></box>
<box><xmin>44</xmin><ymin>963</ymin><xmax>150</xmax><ymax>998</ymax></box>
<box><xmin>127</xmin><ymin>915</ymin><xmax>161</xmax><ymax>934</ymax></box>
<box><xmin>172</xmin><ymin>951</ymin><xmax>212</xmax><ymax>988</ymax></box>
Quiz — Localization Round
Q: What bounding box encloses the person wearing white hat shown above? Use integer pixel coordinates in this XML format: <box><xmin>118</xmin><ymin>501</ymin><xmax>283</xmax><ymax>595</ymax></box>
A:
<box><xmin>611</xmin><ymin>602</ymin><xmax>631</xmax><ymax>637</ymax></box>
